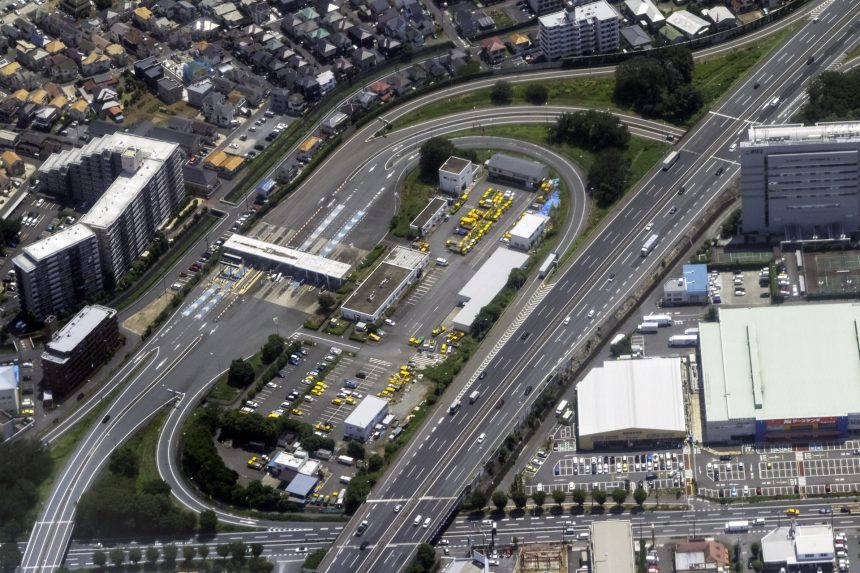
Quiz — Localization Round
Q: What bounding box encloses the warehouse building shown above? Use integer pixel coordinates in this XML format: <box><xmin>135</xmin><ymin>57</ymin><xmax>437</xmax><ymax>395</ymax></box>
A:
<box><xmin>740</xmin><ymin>122</ymin><xmax>860</xmax><ymax>241</ymax></box>
<box><xmin>486</xmin><ymin>153</ymin><xmax>549</xmax><ymax>190</ymax></box>
<box><xmin>439</xmin><ymin>156</ymin><xmax>474</xmax><ymax>194</ymax></box>
<box><xmin>343</xmin><ymin>396</ymin><xmax>389</xmax><ymax>442</ymax></box>
<box><xmin>576</xmin><ymin>357</ymin><xmax>686</xmax><ymax>450</ymax></box>
<box><xmin>0</xmin><ymin>366</ymin><xmax>19</xmax><ymax>415</ymax></box>
<box><xmin>509</xmin><ymin>213</ymin><xmax>549</xmax><ymax>251</ymax></box>
<box><xmin>13</xmin><ymin>225</ymin><xmax>104</xmax><ymax>321</ymax></box>
<box><xmin>41</xmin><ymin>305</ymin><xmax>119</xmax><ymax>397</ymax></box>
<box><xmin>662</xmin><ymin>264</ymin><xmax>708</xmax><ymax>306</ymax></box>
<box><xmin>340</xmin><ymin>247</ymin><xmax>428</xmax><ymax>323</ymax></box>
<box><xmin>590</xmin><ymin>521</ymin><xmax>634</xmax><ymax>573</ymax></box>
<box><xmin>222</xmin><ymin>234</ymin><xmax>352</xmax><ymax>289</ymax></box>
<box><xmin>452</xmin><ymin>247</ymin><xmax>530</xmax><ymax>332</ymax></box>
<box><xmin>699</xmin><ymin>304</ymin><xmax>860</xmax><ymax>443</ymax></box>
<box><xmin>409</xmin><ymin>198</ymin><xmax>448</xmax><ymax>237</ymax></box>
<box><xmin>761</xmin><ymin>524</ymin><xmax>834</xmax><ymax>569</ymax></box>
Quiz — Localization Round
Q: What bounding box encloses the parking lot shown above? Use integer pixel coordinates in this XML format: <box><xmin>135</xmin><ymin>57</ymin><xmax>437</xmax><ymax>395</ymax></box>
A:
<box><xmin>713</xmin><ymin>268</ymin><xmax>771</xmax><ymax>306</ymax></box>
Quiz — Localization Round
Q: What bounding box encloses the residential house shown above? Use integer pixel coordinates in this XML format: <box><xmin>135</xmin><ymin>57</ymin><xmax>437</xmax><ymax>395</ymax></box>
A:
<box><xmin>270</xmin><ymin>88</ymin><xmax>290</xmax><ymax>114</ymax></box>
<box><xmin>201</xmin><ymin>92</ymin><xmax>235</xmax><ymax>126</ymax></box>
<box><xmin>731</xmin><ymin>0</ymin><xmax>758</xmax><ymax>12</ymax></box>
<box><xmin>620</xmin><ymin>25</ymin><xmax>652</xmax><ymax>50</ymax></box>
<box><xmin>623</xmin><ymin>0</ymin><xmax>665</xmax><ymax>30</ymax></box>
<box><xmin>105</xmin><ymin>44</ymin><xmax>127</xmax><ymax>66</ymax></box>
<box><xmin>674</xmin><ymin>540</ymin><xmax>730</xmax><ymax>573</ymax></box>
<box><xmin>704</xmin><ymin>6</ymin><xmax>738</xmax><ymax>29</ymax></box>
<box><xmin>33</xmin><ymin>106</ymin><xmax>60</xmax><ymax>131</ymax></box>
<box><xmin>295</xmin><ymin>75</ymin><xmax>321</xmax><ymax>102</ymax></box>
<box><xmin>287</xmin><ymin>92</ymin><xmax>306</xmax><ymax>115</ymax></box>
<box><xmin>68</xmin><ymin>99</ymin><xmax>90</xmax><ymax>121</ymax></box>
<box><xmin>368</xmin><ymin>80</ymin><xmax>392</xmax><ymax>102</ymax></box>
<box><xmin>187</xmin><ymin>80</ymin><xmax>215</xmax><ymax>107</ymax></box>
<box><xmin>157</xmin><ymin>77</ymin><xmax>183</xmax><ymax>104</ymax></box>
<box><xmin>665</xmin><ymin>10</ymin><xmax>710</xmax><ymax>39</ymax></box>
<box><xmin>133</xmin><ymin>6</ymin><xmax>154</xmax><ymax>30</ymax></box>
<box><xmin>508</xmin><ymin>32</ymin><xmax>532</xmax><ymax>54</ymax></box>
<box><xmin>455</xmin><ymin>7</ymin><xmax>477</xmax><ymax>38</ymax></box>
<box><xmin>379</xmin><ymin>37</ymin><xmax>402</xmax><ymax>57</ymax></box>
<box><xmin>314</xmin><ymin>39</ymin><xmax>338</xmax><ymax>62</ymax></box>
<box><xmin>351</xmin><ymin>47</ymin><xmax>377</xmax><ymax>70</ymax></box>
<box><xmin>43</xmin><ymin>40</ymin><xmax>67</xmax><ymax>56</ymax></box>
<box><xmin>48</xmin><ymin>54</ymin><xmax>79</xmax><ymax>82</ymax></box>
<box><xmin>348</xmin><ymin>25</ymin><xmax>375</xmax><ymax>48</ymax></box>
<box><xmin>81</xmin><ymin>51</ymin><xmax>111</xmax><ymax>76</ymax></box>
<box><xmin>1</xmin><ymin>151</ymin><xmax>24</xmax><ymax>176</ymax></box>
<box><xmin>481</xmin><ymin>36</ymin><xmax>507</xmax><ymax>64</ymax></box>
<box><xmin>386</xmin><ymin>73</ymin><xmax>412</xmax><ymax>96</ymax></box>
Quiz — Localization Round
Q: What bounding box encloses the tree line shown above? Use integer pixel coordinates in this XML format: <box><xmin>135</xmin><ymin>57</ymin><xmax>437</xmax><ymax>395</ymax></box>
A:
<box><xmin>613</xmin><ymin>46</ymin><xmax>702</xmax><ymax>122</ymax></box>
<box><xmin>0</xmin><ymin>440</ymin><xmax>53</xmax><ymax>541</ymax></box>
<box><xmin>89</xmin><ymin>540</ymin><xmax>272</xmax><ymax>573</ymax></box>
<box><xmin>796</xmin><ymin>68</ymin><xmax>860</xmax><ymax>124</ymax></box>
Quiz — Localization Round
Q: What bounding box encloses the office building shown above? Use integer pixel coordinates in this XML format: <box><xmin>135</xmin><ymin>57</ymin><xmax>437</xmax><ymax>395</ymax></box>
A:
<box><xmin>38</xmin><ymin>133</ymin><xmax>185</xmax><ymax>279</ymax></box>
<box><xmin>662</xmin><ymin>263</ymin><xmax>708</xmax><ymax>306</ymax></box>
<box><xmin>699</xmin><ymin>303</ymin><xmax>860</xmax><ymax>443</ymax></box>
<box><xmin>0</xmin><ymin>366</ymin><xmax>19</xmax><ymax>415</ymax></box>
<box><xmin>509</xmin><ymin>213</ymin><xmax>549</xmax><ymax>251</ymax></box>
<box><xmin>590</xmin><ymin>521</ymin><xmax>635</xmax><ymax>573</ymax></box>
<box><xmin>341</xmin><ymin>247</ymin><xmax>428</xmax><ymax>323</ymax></box>
<box><xmin>343</xmin><ymin>396</ymin><xmax>388</xmax><ymax>442</ymax></box>
<box><xmin>13</xmin><ymin>225</ymin><xmax>104</xmax><ymax>320</ymax></box>
<box><xmin>577</xmin><ymin>358</ymin><xmax>687</xmax><ymax>450</ymax></box>
<box><xmin>740</xmin><ymin>122</ymin><xmax>860</xmax><ymax>241</ymax></box>
<box><xmin>486</xmin><ymin>153</ymin><xmax>549</xmax><ymax>190</ymax></box>
<box><xmin>438</xmin><ymin>156</ymin><xmax>474</xmax><ymax>194</ymax></box>
<box><xmin>538</xmin><ymin>0</ymin><xmax>620</xmax><ymax>61</ymax></box>
<box><xmin>41</xmin><ymin>304</ymin><xmax>118</xmax><ymax>396</ymax></box>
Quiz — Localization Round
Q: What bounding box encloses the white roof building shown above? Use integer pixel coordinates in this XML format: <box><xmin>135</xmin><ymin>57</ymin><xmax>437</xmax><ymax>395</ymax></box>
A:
<box><xmin>343</xmin><ymin>396</ymin><xmax>389</xmax><ymax>442</ymax></box>
<box><xmin>624</xmin><ymin>0</ymin><xmax>665</xmax><ymax>28</ymax></box>
<box><xmin>762</xmin><ymin>525</ymin><xmax>835</xmax><ymax>567</ymax></box>
<box><xmin>0</xmin><ymin>365</ymin><xmax>19</xmax><ymax>415</ymax></box>
<box><xmin>576</xmin><ymin>357</ymin><xmax>686</xmax><ymax>449</ymax></box>
<box><xmin>666</xmin><ymin>10</ymin><xmax>710</xmax><ymax>38</ymax></box>
<box><xmin>508</xmin><ymin>213</ymin><xmax>549</xmax><ymax>251</ymax></box>
<box><xmin>452</xmin><ymin>247</ymin><xmax>529</xmax><ymax>332</ymax></box>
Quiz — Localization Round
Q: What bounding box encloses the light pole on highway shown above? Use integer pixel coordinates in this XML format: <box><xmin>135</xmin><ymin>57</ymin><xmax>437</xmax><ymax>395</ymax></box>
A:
<box><xmin>273</xmin><ymin>316</ymin><xmax>279</xmax><ymax>337</ymax></box>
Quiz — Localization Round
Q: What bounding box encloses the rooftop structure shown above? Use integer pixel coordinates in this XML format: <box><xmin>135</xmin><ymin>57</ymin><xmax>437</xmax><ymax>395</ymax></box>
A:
<box><xmin>665</xmin><ymin>10</ymin><xmax>710</xmax><ymax>38</ymax></box>
<box><xmin>699</xmin><ymin>304</ymin><xmax>860</xmax><ymax>443</ymax></box>
<box><xmin>452</xmin><ymin>247</ymin><xmax>529</xmax><ymax>331</ymax></box>
<box><xmin>762</xmin><ymin>525</ymin><xmax>835</xmax><ymax>567</ymax></box>
<box><xmin>487</xmin><ymin>153</ymin><xmax>550</xmax><ymax>189</ymax></box>
<box><xmin>15</xmin><ymin>225</ymin><xmax>97</xmax><ymax>272</ymax></box>
<box><xmin>343</xmin><ymin>395</ymin><xmax>389</xmax><ymax>441</ymax></box>
<box><xmin>663</xmin><ymin>263</ymin><xmax>708</xmax><ymax>306</ymax></box>
<box><xmin>745</xmin><ymin>122</ymin><xmax>860</xmax><ymax>146</ymax></box>
<box><xmin>341</xmin><ymin>247</ymin><xmax>428</xmax><ymax>323</ymax></box>
<box><xmin>44</xmin><ymin>305</ymin><xmax>116</xmax><ymax>354</ymax></box>
<box><xmin>591</xmin><ymin>521</ymin><xmax>635</xmax><ymax>573</ymax></box>
<box><xmin>509</xmin><ymin>213</ymin><xmax>549</xmax><ymax>250</ymax></box>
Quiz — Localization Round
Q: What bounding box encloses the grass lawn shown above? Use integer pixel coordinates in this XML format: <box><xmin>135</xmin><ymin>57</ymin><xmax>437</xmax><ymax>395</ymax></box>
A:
<box><xmin>130</xmin><ymin>411</ymin><xmax>167</xmax><ymax>490</ymax></box>
<box><xmin>208</xmin><ymin>354</ymin><xmax>263</xmax><ymax>403</ymax></box>
<box><xmin>486</xmin><ymin>8</ymin><xmax>515</xmax><ymax>30</ymax></box>
<box><xmin>391</xmin><ymin>169</ymin><xmax>438</xmax><ymax>237</ymax></box>
<box><xmin>845</xmin><ymin>41</ymin><xmax>860</xmax><ymax>62</ymax></box>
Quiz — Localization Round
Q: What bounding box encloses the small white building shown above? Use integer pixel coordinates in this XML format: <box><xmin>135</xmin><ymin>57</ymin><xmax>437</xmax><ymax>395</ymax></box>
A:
<box><xmin>703</xmin><ymin>6</ymin><xmax>737</xmax><ymax>29</ymax></box>
<box><xmin>509</xmin><ymin>213</ymin><xmax>548</xmax><ymax>251</ymax></box>
<box><xmin>409</xmin><ymin>197</ymin><xmax>448</xmax><ymax>237</ymax></box>
<box><xmin>762</xmin><ymin>525</ymin><xmax>835</xmax><ymax>568</ymax></box>
<box><xmin>452</xmin><ymin>247</ymin><xmax>530</xmax><ymax>332</ymax></box>
<box><xmin>439</xmin><ymin>156</ymin><xmax>474</xmax><ymax>194</ymax></box>
<box><xmin>0</xmin><ymin>366</ymin><xmax>18</xmax><ymax>415</ymax></box>
<box><xmin>666</xmin><ymin>10</ymin><xmax>711</xmax><ymax>39</ymax></box>
<box><xmin>343</xmin><ymin>396</ymin><xmax>389</xmax><ymax>442</ymax></box>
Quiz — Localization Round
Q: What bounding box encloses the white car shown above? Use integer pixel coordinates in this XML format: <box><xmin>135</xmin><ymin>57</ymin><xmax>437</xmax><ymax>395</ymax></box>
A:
<box><xmin>394</xmin><ymin>504</ymin><xmax>402</xmax><ymax>513</ymax></box>
<box><xmin>587</xmin><ymin>309</ymin><xmax>596</xmax><ymax>319</ymax></box>
<box><xmin>563</xmin><ymin>316</ymin><xmax>571</xmax><ymax>325</ymax></box>
<box><xmin>729</xmin><ymin>143</ymin><xmax>737</xmax><ymax>153</ymax></box>
<box><xmin>645</xmin><ymin>222</ymin><xmax>654</xmax><ymax>232</ymax></box>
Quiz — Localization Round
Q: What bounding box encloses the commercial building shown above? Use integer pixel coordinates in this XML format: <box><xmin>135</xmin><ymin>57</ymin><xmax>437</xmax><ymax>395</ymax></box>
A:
<box><xmin>222</xmin><ymin>234</ymin><xmax>352</xmax><ymax>289</ymax></box>
<box><xmin>590</xmin><ymin>521</ymin><xmax>634</xmax><ymax>573</ymax></box>
<box><xmin>699</xmin><ymin>304</ymin><xmax>860</xmax><ymax>443</ymax></box>
<box><xmin>13</xmin><ymin>225</ymin><xmax>104</xmax><ymax>321</ymax></box>
<box><xmin>576</xmin><ymin>357</ymin><xmax>687</xmax><ymax>450</ymax></box>
<box><xmin>285</xmin><ymin>473</ymin><xmax>319</xmax><ymax>503</ymax></box>
<box><xmin>674</xmin><ymin>540</ymin><xmax>730</xmax><ymax>573</ymax></box>
<box><xmin>38</xmin><ymin>133</ymin><xmax>185</xmax><ymax>280</ymax></box>
<box><xmin>527</xmin><ymin>0</ymin><xmax>562</xmax><ymax>16</ymax></box>
<box><xmin>486</xmin><ymin>153</ymin><xmax>549</xmax><ymax>190</ymax></box>
<box><xmin>341</xmin><ymin>247</ymin><xmax>428</xmax><ymax>323</ymax></box>
<box><xmin>41</xmin><ymin>305</ymin><xmax>118</xmax><ymax>396</ymax></box>
<box><xmin>538</xmin><ymin>1</ymin><xmax>620</xmax><ymax>61</ymax></box>
<box><xmin>762</xmin><ymin>525</ymin><xmax>835</xmax><ymax>569</ymax></box>
<box><xmin>0</xmin><ymin>366</ymin><xmax>19</xmax><ymax>415</ymax></box>
<box><xmin>343</xmin><ymin>395</ymin><xmax>389</xmax><ymax>442</ymax></box>
<box><xmin>452</xmin><ymin>247</ymin><xmax>529</xmax><ymax>332</ymax></box>
<box><xmin>662</xmin><ymin>263</ymin><xmax>708</xmax><ymax>306</ymax></box>
<box><xmin>509</xmin><ymin>213</ymin><xmax>549</xmax><ymax>251</ymax></box>
<box><xmin>409</xmin><ymin>198</ymin><xmax>448</xmax><ymax>237</ymax></box>
<box><xmin>439</xmin><ymin>156</ymin><xmax>474</xmax><ymax>194</ymax></box>
<box><xmin>740</xmin><ymin>122</ymin><xmax>860</xmax><ymax>241</ymax></box>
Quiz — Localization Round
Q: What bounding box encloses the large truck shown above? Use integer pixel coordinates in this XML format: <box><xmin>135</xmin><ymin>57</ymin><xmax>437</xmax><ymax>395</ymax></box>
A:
<box><xmin>559</xmin><ymin>409</ymin><xmax>574</xmax><ymax>425</ymax></box>
<box><xmin>556</xmin><ymin>400</ymin><xmax>569</xmax><ymax>416</ymax></box>
<box><xmin>637</xmin><ymin>322</ymin><xmax>659</xmax><ymax>334</ymax></box>
<box><xmin>538</xmin><ymin>252</ymin><xmax>559</xmax><ymax>278</ymax></box>
<box><xmin>662</xmin><ymin>151</ymin><xmax>680</xmax><ymax>170</ymax></box>
<box><xmin>337</xmin><ymin>455</ymin><xmax>355</xmax><ymax>466</ymax></box>
<box><xmin>643</xmin><ymin>314</ymin><xmax>673</xmax><ymax>326</ymax></box>
<box><xmin>449</xmin><ymin>400</ymin><xmax>461</xmax><ymax>415</ymax></box>
<box><xmin>669</xmin><ymin>334</ymin><xmax>699</xmax><ymax>347</ymax></box>
<box><xmin>468</xmin><ymin>390</ymin><xmax>480</xmax><ymax>404</ymax></box>
<box><xmin>724</xmin><ymin>520</ymin><xmax>750</xmax><ymax>533</ymax></box>
<box><xmin>641</xmin><ymin>234</ymin><xmax>659</xmax><ymax>257</ymax></box>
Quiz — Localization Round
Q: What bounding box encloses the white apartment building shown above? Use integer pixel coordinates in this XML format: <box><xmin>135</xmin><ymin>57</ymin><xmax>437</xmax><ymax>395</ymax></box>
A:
<box><xmin>740</xmin><ymin>122</ymin><xmax>860</xmax><ymax>240</ymax></box>
<box><xmin>13</xmin><ymin>225</ymin><xmax>104</xmax><ymax>320</ymax></box>
<box><xmin>538</xmin><ymin>0</ymin><xmax>620</xmax><ymax>60</ymax></box>
<box><xmin>39</xmin><ymin>133</ymin><xmax>185</xmax><ymax>280</ymax></box>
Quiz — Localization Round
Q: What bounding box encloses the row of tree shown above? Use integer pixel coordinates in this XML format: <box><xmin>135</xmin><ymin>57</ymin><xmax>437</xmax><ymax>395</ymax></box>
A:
<box><xmin>614</xmin><ymin>46</ymin><xmax>702</xmax><ymax>122</ymax></box>
<box><xmin>91</xmin><ymin>541</ymin><xmax>271</xmax><ymax>572</ymax></box>
<box><xmin>796</xmin><ymin>68</ymin><xmax>860</xmax><ymax>124</ymax></box>
<box><xmin>0</xmin><ymin>440</ymin><xmax>53</xmax><ymax>541</ymax></box>
<box><xmin>469</xmin><ymin>483</ymin><xmax>651</xmax><ymax>512</ymax></box>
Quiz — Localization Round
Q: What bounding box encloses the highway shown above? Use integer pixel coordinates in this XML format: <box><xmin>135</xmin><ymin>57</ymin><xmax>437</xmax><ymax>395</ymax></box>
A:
<box><xmin>18</xmin><ymin>0</ymin><xmax>855</xmax><ymax>568</ymax></box>
<box><xmin>319</xmin><ymin>2</ymin><xmax>860</xmax><ymax>571</ymax></box>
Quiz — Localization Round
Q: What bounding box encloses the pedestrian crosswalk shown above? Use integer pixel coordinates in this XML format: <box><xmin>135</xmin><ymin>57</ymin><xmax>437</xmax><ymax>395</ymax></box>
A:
<box><xmin>403</xmin><ymin>269</ymin><xmax>443</xmax><ymax>307</ymax></box>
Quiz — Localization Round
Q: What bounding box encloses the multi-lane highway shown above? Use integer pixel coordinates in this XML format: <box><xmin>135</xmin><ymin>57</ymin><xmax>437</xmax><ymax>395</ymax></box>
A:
<box><xmin>319</xmin><ymin>2</ymin><xmax>860</xmax><ymax>571</ymax></box>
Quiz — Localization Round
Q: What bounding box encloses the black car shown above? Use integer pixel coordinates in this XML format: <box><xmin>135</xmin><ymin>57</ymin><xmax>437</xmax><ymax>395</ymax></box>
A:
<box><xmin>479</xmin><ymin>371</ymin><xmax>487</xmax><ymax>380</ymax></box>
<box><xmin>360</xmin><ymin>541</ymin><xmax>369</xmax><ymax>550</ymax></box>
<box><xmin>524</xmin><ymin>385</ymin><xmax>533</xmax><ymax>396</ymax></box>
<box><xmin>356</xmin><ymin>372</ymin><xmax>367</xmax><ymax>379</ymax></box>
<box><xmin>669</xmin><ymin>206</ymin><xmax>677</xmax><ymax>215</ymax></box>
<box><xmin>102</xmin><ymin>414</ymin><xmax>111</xmax><ymax>424</ymax></box>
<box><xmin>715</xmin><ymin>167</ymin><xmax>724</xmax><ymax>176</ymax></box>
<box><xmin>807</xmin><ymin>56</ymin><xmax>815</xmax><ymax>65</ymax></box>
<box><xmin>496</xmin><ymin>399</ymin><xmax>504</xmax><ymax>409</ymax></box>
<box><xmin>753</xmin><ymin>81</ymin><xmax>760</xmax><ymax>89</ymax></box>
<box><xmin>520</xmin><ymin>331</ymin><xmax>531</xmax><ymax>341</ymax></box>
<box><xmin>678</xmin><ymin>186</ymin><xmax>686</xmax><ymax>195</ymax></box>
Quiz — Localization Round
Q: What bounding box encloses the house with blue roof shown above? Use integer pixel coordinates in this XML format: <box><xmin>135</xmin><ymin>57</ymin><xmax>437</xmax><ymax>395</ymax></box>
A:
<box><xmin>662</xmin><ymin>263</ymin><xmax>708</xmax><ymax>306</ymax></box>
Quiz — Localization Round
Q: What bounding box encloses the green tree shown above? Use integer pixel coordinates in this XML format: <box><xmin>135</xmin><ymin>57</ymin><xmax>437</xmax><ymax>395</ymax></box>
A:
<box><xmin>610</xmin><ymin>336</ymin><xmax>633</xmax><ymax>357</ymax></box>
<box><xmin>145</xmin><ymin>546</ymin><xmax>159</xmax><ymax>565</ymax></box>
<box><xmin>108</xmin><ymin>547</ymin><xmax>125</xmax><ymax>567</ymax></box>
<box><xmin>490</xmin><ymin>80</ymin><xmax>513</xmax><ymax>105</ymax></box>
<box><xmin>318</xmin><ymin>292</ymin><xmax>336</xmax><ymax>312</ymax></box>
<box><xmin>492</xmin><ymin>491</ymin><xmax>508</xmax><ymax>512</ymax></box>
<box><xmin>261</xmin><ymin>334</ymin><xmax>284</xmax><ymax>364</ymax></box>
<box><xmin>611</xmin><ymin>488</ymin><xmax>628</xmax><ymax>506</ymax></box>
<box><xmin>551</xmin><ymin>489</ymin><xmax>566</xmax><ymax>507</ymax></box>
<box><xmin>229</xmin><ymin>541</ymin><xmax>247</xmax><ymax>560</ymax></box>
<box><xmin>511</xmin><ymin>490</ymin><xmax>527</xmax><ymax>510</ymax></box>
<box><xmin>525</xmin><ymin>83</ymin><xmax>548</xmax><ymax>105</ymax></box>
<box><xmin>588</xmin><ymin>148</ymin><xmax>630</xmax><ymax>208</ymax></box>
<box><xmin>227</xmin><ymin>359</ymin><xmax>254</xmax><ymax>387</ymax></box>
<box><xmin>592</xmin><ymin>489</ymin><xmax>607</xmax><ymax>507</ymax></box>
<box><xmin>183</xmin><ymin>545</ymin><xmax>197</xmax><ymax>562</ymax></box>
<box><xmin>128</xmin><ymin>547</ymin><xmax>142</xmax><ymax>565</ymax></box>
<box><xmin>251</xmin><ymin>543</ymin><xmax>264</xmax><ymax>557</ymax></box>
<box><xmin>469</xmin><ymin>489</ymin><xmax>488</xmax><ymax>510</ymax></box>
<box><xmin>456</xmin><ymin>60</ymin><xmax>481</xmax><ymax>77</ymax></box>
<box><xmin>751</xmin><ymin>560</ymin><xmax>763</xmax><ymax>573</ymax></box>
<box><xmin>798</xmin><ymin>69</ymin><xmax>860</xmax><ymax>124</ymax></box>
<box><xmin>0</xmin><ymin>542</ymin><xmax>22</xmax><ymax>573</ymax></box>
<box><xmin>506</xmin><ymin>268</ymin><xmax>529</xmax><ymax>290</ymax></box>
<box><xmin>108</xmin><ymin>446</ymin><xmax>139</xmax><ymax>477</ymax></box>
<box><xmin>92</xmin><ymin>550</ymin><xmax>107</xmax><ymax>568</ymax></box>
<box><xmin>199</xmin><ymin>509</ymin><xmax>218</xmax><ymax>534</ymax></box>
<box><xmin>368</xmin><ymin>454</ymin><xmax>384</xmax><ymax>473</ymax></box>
<box><xmin>750</xmin><ymin>542</ymin><xmax>760</xmax><ymax>558</ymax></box>
<box><xmin>0</xmin><ymin>218</ymin><xmax>22</xmax><ymax>246</ymax></box>
<box><xmin>216</xmin><ymin>544</ymin><xmax>230</xmax><ymax>560</ymax></box>
<box><xmin>531</xmin><ymin>490</ymin><xmax>546</xmax><ymax>510</ymax></box>
<box><xmin>198</xmin><ymin>545</ymin><xmax>210</xmax><ymax>559</ymax></box>
<box><xmin>347</xmin><ymin>441</ymin><xmax>366</xmax><ymax>460</ymax></box>
<box><xmin>418</xmin><ymin>137</ymin><xmax>456</xmax><ymax>182</ymax></box>
<box><xmin>633</xmin><ymin>486</ymin><xmax>648</xmax><ymax>507</ymax></box>
<box><xmin>162</xmin><ymin>543</ymin><xmax>178</xmax><ymax>564</ymax></box>
<box><xmin>571</xmin><ymin>488</ymin><xmax>586</xmax><ymax>507</ymax></box>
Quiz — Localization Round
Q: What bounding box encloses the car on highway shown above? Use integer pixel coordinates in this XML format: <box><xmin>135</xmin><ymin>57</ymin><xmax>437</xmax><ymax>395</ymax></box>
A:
<box><xmin>360</xmin><ymin>541</ymin><xmax>369</xmax><ymax>550</ymax></box>
<box><xmin>524</xmin><ymin>385</ymin><xmax>533</xmax><ymax>396</ymax></box>
<box><xmin>479</xmin><ymin>370</ymin><xmax>487</xmax><ymax>379</ymax></box>
<box><xmin>677</xmin><ymin>186</ymin><xmax>686</xmax><ymax>195</ymax></box>
<box><xmin>587</xmin><ymin>309</ymin><xmax>595</xmax><ymax>319</ymax></box>
<box><xmin>495</xmin><ymin>398</ymin><xmax>504</xmax><ymax>409</ymax></box>
<box><xmin>563</xmin><ymin>316</ymin><xmax>571</xmax><ymax>325</ymax></box>
<box><xmin>101</xmin><ymin>414</ymin><xmax>110</xmax><ymax>424</ymax></box>
<box><xmin>422</xmin><ymin>517</ymin><xmax>431</xmax><ymax>528</ymax></box>
<box><xmin>413</xmin><ymin>515</ymin><xmax>422</xmax><ymax>526</ymax></box>
<box><xmin>807</xmin><ymin>56</ymin><xmax>815</xmax><ymax>64</ymax></box>
<box><xmin>520</xmin><ymin>331</ymin><xmax>531</xmax><ymax>341</ymax></box>
<box><xmin>477</xmin><ymin>433</ymin><xmax>486</xmax><ymax>444</ymax></box>
<box><xmin>394</xmin><ymin>504</ymin><xmax>402</xmax><ymax>513</ymax></box>
<box><xmin>819</xmin><ymin>507</ymin><xmax>832</xmax><ymax>514</ymax></box>
<box><xmin>729</xmin><ymin>143</ymin><xmax>737</xmax><ymax>153</ymax></box>
<box><xmin>645</xmin><ymin>222</ymin><xmax>654</xmax><ymax>231</ymax></box>
<box><xmin>715</xmin><ymin>167</ymin><xmax>724</xmax><ymax>176</ymax></box>
<box><xmin>786</xmin><ymin>507</ymin><xmax>800</xmax><ymax>516</ymax></box>
<box><xmin>355</xmin><ymin>520</ymin><xmax>369</xmax><ymax>536</ymax></box>
<box><xmin>669</xmin><ymin>206</ymin><xmax>677</xmax><ymax>215</ymax></box>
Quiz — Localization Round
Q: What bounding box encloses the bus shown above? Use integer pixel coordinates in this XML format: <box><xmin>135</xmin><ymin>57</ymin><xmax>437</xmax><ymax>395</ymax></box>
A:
<box><xmin>449</xmin><ymin>400</ymin><xmax>461</xmax><ymax>415</ymax></box>
<box><xmin>555</xmin><ymin>400</ymin><xmax>569</xmax><ymax>416</ymax></box>
<box><xmin>538</xmin><ymin>252</ymin><xmax>559</xmax><ymax>279</ymax></box>
<box><xmin>662</xmin><ymin>151</ymin><xmax>680</xmax><ymax>170</ymax></box>
<box><xmin>641</xmin><ymin>234</ymin><xmax>659</xmax><ymax>257</ymax></box>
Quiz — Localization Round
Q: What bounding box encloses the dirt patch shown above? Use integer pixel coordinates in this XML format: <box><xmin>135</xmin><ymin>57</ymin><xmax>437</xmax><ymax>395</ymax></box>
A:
<box><xmin>123</xmin><ymin>292</ymin><xmax>173</xmax><ymax>335</ymax></box>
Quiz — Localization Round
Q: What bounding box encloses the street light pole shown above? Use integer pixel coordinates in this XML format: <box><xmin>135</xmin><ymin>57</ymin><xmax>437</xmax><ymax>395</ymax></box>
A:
<box><xmin>272</xmin><ymin>316</ymin><xmax>279</xmax><ymax>337</ymax></box>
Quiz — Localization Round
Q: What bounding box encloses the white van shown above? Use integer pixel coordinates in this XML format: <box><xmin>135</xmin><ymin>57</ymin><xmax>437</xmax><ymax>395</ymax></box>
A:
<box><xmin>435</xmin><ymin>258</ymin><xmax>449</xmax><ymax>267</ymax></box>
<box><xmin>477</xmin><ymin>433</ymin><xmax>486</xmax><ymax>444</ymax></box>
<box><xmin>577</xmin><ymin>532</ymin><xmax>590</xmax><ymax>540</ymax></box>
<box><xmin>423</xmin><ymin>517</ymin><xmax>431</xmax><ymax>528</ymax></box>
<box><xmin>770</xmin><ymin>97</ymin><xmax>781</xmax><ymax>107</ymax></box>
<box><xmin>413</xmin><ymin>515</ymin><xmax>422</xmax><ymax>526</ymax></box>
